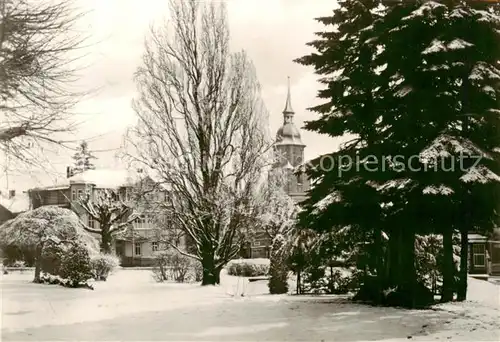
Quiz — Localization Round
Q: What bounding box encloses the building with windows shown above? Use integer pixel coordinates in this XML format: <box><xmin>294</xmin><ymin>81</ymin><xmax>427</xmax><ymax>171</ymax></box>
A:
<box><xmin>468</xmin><ymin>230</ymin><xmax>500</xmax><ymax>277</ymax></box>
<box><xmin>247</xmin><ymin>78</ymin><xmax>311</xmax><ymax>258</ymax></box>
<box><xmin>28</xmin><ymin>168</ymin><xmax>173</xmax><ymax>266</ymax></box>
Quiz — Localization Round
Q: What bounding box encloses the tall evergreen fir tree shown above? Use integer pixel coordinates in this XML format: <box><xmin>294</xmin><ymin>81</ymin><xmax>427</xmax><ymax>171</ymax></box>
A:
<box><xmin>295</xmin><ymin>0</ymin><xmax>392</xmax><ymax>304</ymax></box>
<box><xmin>297</xmin><ymin>0</ymin><xmax>500</xmax><ymax>307</ymax></box>
<box><xmin>72</xmin><ymin>141</ymin><xmax>97</xmax><ymax>175</ymax></box>
<box><xmin>376</xmin><ymin>0</ymin><xmax>500</xmax><ymax>302</ymax></box>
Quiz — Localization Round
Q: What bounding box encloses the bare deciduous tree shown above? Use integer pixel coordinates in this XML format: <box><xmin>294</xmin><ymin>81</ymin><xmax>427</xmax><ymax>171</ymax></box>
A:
<box><xmin>127</xmin><ymin>0</ymin><xmax>271</xmax><ymax>285</ymax></box>
<box><xmin>0</xmin><ymin>0</ymin><xmax>88</xmax><ymax>167</ymax></box>
<box><xmin>78</xmin><ymin>189</ymin><xmax>137</xmax><ymax>254</ymax></box>
<box><xmin>258</xmin><ymin>166</ymin><xmax>299</xmax><ymax>240</ymax></box>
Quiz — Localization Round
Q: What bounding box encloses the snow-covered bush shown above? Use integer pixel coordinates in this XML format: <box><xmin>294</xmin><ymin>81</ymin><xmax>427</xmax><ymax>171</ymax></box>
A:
<box><xmin>6</xmin><ymin>260</ymin><xmax>26</xmax><ymax>268</ymax></box>
<box><xmin>192</xmin><ymin>260</ymin><xmax>203</xmax><ymax>282</ymax></box>
<box><xmin>415</xmin><ymin>233</ymin><xmax>460</xmax><ymax>294</ymax></box>
<box><xmin>58</xmin><ymin>243</ymin><xmax>93</xmax><ymax>288</ymax></box>
<box><xmin>268</xmin><ymin>234</ymin><xmax>289</xmax><ymax>294</ymax></box>
<box><xmin>40</xmin><ymin>240</ymin><xmax>64</xmax><ymax>275</ymax></box>
<box><xmin>227</xmin><ymin>259</ymin><xmax>270</xmax><ymax>277</ymax></box>
<box><xmin>0</xmin><ymin>206</ymin><xmax>98</xmax><ymax>284</ymax></box>
<box><xmin>90</xmin><ymin>254</ymin><xmax>120</xmax><ymax>281</ymax></box>
<box><xmin>152</xmin><ymin>249</ymin><xmax>199</xmax><ymax>283</ymax></box>
<box><xmin>324</xmin><ymin>267</ymin><xmax>359</xmax><ymax>294</ymax></box>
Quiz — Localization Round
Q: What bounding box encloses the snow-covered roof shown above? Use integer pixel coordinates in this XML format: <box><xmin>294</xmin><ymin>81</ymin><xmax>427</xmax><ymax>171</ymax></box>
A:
<box><xmin>468</xmin><ymin>233</ymin><xmax>487</xmax><ymax>243</ymax></box>
<box><xmin>0</xmin><ymin>192</ymin><xmax>30</xmax><ymax>214</ymax></box>
<box><xmin>69</xmin><ymin>169</ymin><xmax>144</xmax><ymax>188</ymax></box>
<box><xmin>31</xmin><ymin>169</ymin><xmax>148</xmax><ymax>191</ymax></box>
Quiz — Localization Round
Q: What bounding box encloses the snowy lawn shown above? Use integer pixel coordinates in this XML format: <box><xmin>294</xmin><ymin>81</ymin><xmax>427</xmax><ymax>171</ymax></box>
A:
<box><xmin>1</xmin><ymin>269</ymin><xmax>499</xmax><ymax>341</ymax></box>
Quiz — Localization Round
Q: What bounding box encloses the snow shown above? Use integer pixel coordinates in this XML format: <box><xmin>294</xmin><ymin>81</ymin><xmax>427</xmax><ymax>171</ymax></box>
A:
<box><xmin>423</xmin><ymin>39</ymin><xmax>447</xmax><ymax>54</ymax></box>
<box><xmin>227</xmin><ymin>258</ymin><xmax>269</xmax><ymax>266</ymax></box>
<box><xmin>69</xmin><ymin>169</ymin><xmax>143</xmax><ymax>188</ymax></box>
<box><xmin>0</xmin><ymin>191</ymin><xmax>29</xmax><ymax>214</ymax></box>
<box><xmin>469</xmin><ymin>62</ymin><xmax>500</xmax><ymax>82</ymax></box>
<box><xmin>2</xmin><ymin>270</ymin><xmax>500</xmax><ymax>341</ymax></box>
<box><xmin>32</xmin><ymin>169</ymin><xmax>147</xmax><ymax>191</ymax></box>
<box><xmin>460</xmin><ymin>165</ymin><xmax>500</xmax><ymax>184</ymax></box>
<box><xmin>377</xmin><ymin>178</ymin><xmax>413</xmax><ymax>192</ymax></box>
<box><xmin>394</xmin><ymin>86</ymin><xmax>412</xmax><ymax>98</ymax></box>
<box><xmin>374</xmin><ymin>63</ymin><xmax>387</xmax><ymax>75</ymax></box>
<box><xmin>419</xmin><ymin>135</ymin><xmax>491</xmax><ymax>161</ymax></box>
<box><xmin>402</xmin><ymin>1</ymin><xmax>446</xmax><ymax>21</ymax></box>
<box><xmin>422</xmin><ymin>39</ymin><xmax>473</xmax><ymax>55</ymax></box>
<box><xmin>423</xmin><ymin>185</ymin><xmax>454</xmax><ymax>195</ymax></box>
<box><xmin>312</xmin><ymin>191</ymin><xmax>341</xmax><ymax>215</ymax></box>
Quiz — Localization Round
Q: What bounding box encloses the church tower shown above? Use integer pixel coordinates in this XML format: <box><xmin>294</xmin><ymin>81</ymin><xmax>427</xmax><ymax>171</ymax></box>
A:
<box><xmin>274</xmin><ymin>77</ymin><xmax>310</xmax><ymax>201</ymax></box>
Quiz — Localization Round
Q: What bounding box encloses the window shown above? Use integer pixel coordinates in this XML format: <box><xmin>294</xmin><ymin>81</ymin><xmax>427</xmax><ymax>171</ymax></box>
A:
<box><xmin>151</xmin><ymin>242</ymin><xmax>159</xmax><ymax>252</ymax></box>
<box><xmin>297</xmin><ymin>174</ymin><xmax>303</xmax><ymax>186</ymax></box>
<box><xmin>134</xmin><ymin>243</ymin><xmax>141</xmax><ymax>256</ymax></box>
<box><xmin>71</xmin><ymin>190</ymin><xmax>77</xmax><ymax>201</ymax></box>
<box><xmin>77</xmin><ymin>189</ymin><xmax>83</xmax><ymax>200</ymax></box>
<box><xmin>253</xmin><ymin>240</ymin><xmax>261</xmax><ymax>247</ymax></box>
<box><xmin>88</xmin><ymin>216</ymin><xmax>95</xmax><ymax>229</ymax></box>
<box><xmin>473</xmin><ymin>244</ymin><xmax>485</xmax><ymax>267</ymax></box>
<box><xmin>133</xmin><ymin>215</ymin><xmax>149</xmax><ymax>229</ymax></box>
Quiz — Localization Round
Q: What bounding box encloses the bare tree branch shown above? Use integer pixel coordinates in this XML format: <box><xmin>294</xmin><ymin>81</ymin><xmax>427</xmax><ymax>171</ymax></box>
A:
<box><xmin>0</xmin><ymin>0</ymin><xmax>91</xmax><ymax>169</ymax></box>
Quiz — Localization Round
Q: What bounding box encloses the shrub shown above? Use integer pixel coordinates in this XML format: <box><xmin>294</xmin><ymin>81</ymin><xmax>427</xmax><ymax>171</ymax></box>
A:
<box><xmin>269</xmin><ymin>235</ymin><xmax>289</xmax><ymax>294</ymax></box>
<box><xmin>8</xmin><ymin>260</ymin><xmax>26</xmax><ymax>268</ymax></box>
<box><xmin>58</xmin><ymin>243</ymin><xmax>93</xmax><ymax>288</ymax></box>
<box><xmin>41</xmin><ymin>240</ymin><xmax>64</xmax><ymax>276</ymax></box>
<box><xmin>227</xmin><ymin>260</ymin><xmax>269</xmax><ymax>277</ymax></box>
<box><xmin>90</xmin><ymin>254</ymin><xmax>120</xmax><ymax>281</ymax></box>
<box><xmin>192</xmin><ymin>260</ymin><xmax>203</xmax><ymax>282</ymax></box>
<box><xmin>152</xmin><ymin>249</ymin><xmax>200</xmax><ymax>283</ymax></box>
<box><xmin>324</xmin><ymin>267</ymin><xmax>357</xmax><ymax>295</ymax></box>
<box><xmin>2</xmin><ymin>245</ymin><xmax>35</xmax><ymax>267</ymax></box>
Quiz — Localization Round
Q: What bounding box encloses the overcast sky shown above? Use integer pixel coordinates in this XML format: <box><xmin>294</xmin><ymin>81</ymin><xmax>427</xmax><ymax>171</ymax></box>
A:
<box><xmin>3</xmin><ymin>0</ymin><xmax>346</xmax><ymax>192</ymax></box>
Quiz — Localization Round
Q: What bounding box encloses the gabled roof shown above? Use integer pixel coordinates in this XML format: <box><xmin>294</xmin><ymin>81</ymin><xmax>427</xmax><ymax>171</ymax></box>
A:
<box><xmin>0</xmin><ymin>192</ymin><xmax>30</xmax><ymax>214</ymax></box>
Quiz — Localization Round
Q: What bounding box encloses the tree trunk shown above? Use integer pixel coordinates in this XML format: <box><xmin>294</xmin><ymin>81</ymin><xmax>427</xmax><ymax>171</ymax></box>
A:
<box><xmin>101</xmin><ymin>228</ymin><xmax>112</xmax><ymax>254</ymax></box>
<box><xmin>296</xmin><ymin>271</ymin><xmax>301</xmax><ymax>294</ymax></box>
<box><xmin>201</xmin><ymin>253</ymin><xmax>221</xmax><ymax>285</ymax></box>
<box><xmin>386</xmin><ymin>229</ymin><xmax>400</xmax><ymax>288</ymax></box>
<box><xmin>400</xmin><ymin>227</ymin><xmax>416</xmax><ymax>308</ymax></box>
<box><xmin>33</xmin><ymin>247</ymin><xmax>42</xmax><ymax>283</ymax></box>
<box><xmin>441</xmin><ymin>229</ymin><xmax>454</xmax><ymax>303</ymax></box>
<box><xmin>373</xmin><ymin>226</ymin><xmax>383</xmax><ymax>303</ymax></box>
<box><xmin>457</xmin><ymin>229</ymin><xmax>468</xmax><ymax>301</ymax></box>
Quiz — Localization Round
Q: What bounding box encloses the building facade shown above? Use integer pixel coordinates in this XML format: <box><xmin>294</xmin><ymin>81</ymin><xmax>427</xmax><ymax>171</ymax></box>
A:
<box><xmin>468</xmin><ymin>230</ymin><xmax>500</xmax><ymax>277</ymax></box>
<box><xmin>0</xmin><ymin>190</ymin><xmax>30</xmax><ymax>225</ymax></box>
<box><xmin>28</xmin><ymin>169</ymin><xmax>172</xmax><ymax>266</ymax></box>
<box><xmin>249</xmin><ymin>77</ymin><xmax>311</xmax><ymax>258</ymax></box>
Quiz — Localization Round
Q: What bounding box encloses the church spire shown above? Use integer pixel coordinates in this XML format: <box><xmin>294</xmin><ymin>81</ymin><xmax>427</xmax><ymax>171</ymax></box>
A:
<box><xmin>283</xmin><ymin>76</ymin><xmax>294</xmax><ymax>114</ymax></box>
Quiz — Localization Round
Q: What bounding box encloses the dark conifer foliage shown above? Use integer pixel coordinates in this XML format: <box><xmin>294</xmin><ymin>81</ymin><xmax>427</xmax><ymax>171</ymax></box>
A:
<box><xmin>295</xmin><ymin>0</ymin><xmax>500</xmax><ymax>307</ymax></box>
<box><xmin>72</xmin><ymin>141</ymin><xmax>97</xmax><ymax>175</ymax></box>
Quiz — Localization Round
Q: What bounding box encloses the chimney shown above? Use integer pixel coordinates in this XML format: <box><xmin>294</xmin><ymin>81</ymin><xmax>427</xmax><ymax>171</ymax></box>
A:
<box><xmin>66</xmin><ymin>166</ymin><xmax>73</xmax><ymax>178</ymax></box>
<box><xmin>9</xmin><ymin>190</ymin><xmax>15</xmax><ymax>198</ymax></box>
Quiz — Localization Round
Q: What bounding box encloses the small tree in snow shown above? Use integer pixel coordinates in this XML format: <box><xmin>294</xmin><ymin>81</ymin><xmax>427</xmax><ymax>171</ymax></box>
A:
<box><xmin>71</xmin><ymin>141</ymin><xmax>97</xmax><ymax>175</ymax></box>
<box><xmin>258</xmin><ymin>167</ymin><xmax>299</xmax><ymax>294</ymax></box>
<box><xmin>268</xmin><ymin>234</ymin><xmax>289</xmax><ymax>294</ymax></box>
<box><xmin>78</xmin><ymin>189</ymin><xmax>137</xmax><ymax>253</ymax></box>
<box><xmin>0</xmin><ymin>206</ymin><xmax>98</xmax><ymax>282</ymax></box>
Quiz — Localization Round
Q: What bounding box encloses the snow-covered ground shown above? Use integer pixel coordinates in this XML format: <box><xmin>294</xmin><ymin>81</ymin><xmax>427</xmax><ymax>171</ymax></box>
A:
<box><xmin>1</xmin><ymin>269</ymin><xmax>499</xmax><ymax>341</ymax></box>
